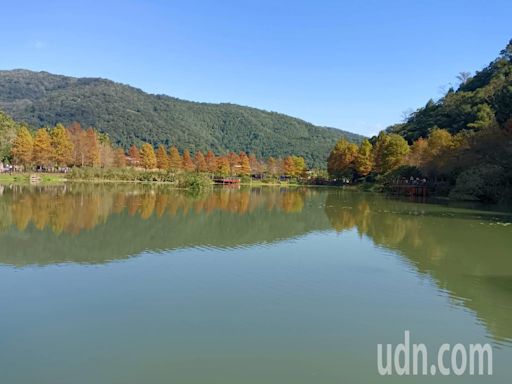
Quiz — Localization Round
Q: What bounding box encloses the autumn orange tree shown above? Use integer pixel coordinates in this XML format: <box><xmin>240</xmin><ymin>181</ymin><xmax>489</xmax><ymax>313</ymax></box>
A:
<box><xmin>128</xmin><ymin>145</ymin><xmax>140</xmax><ymax>167</ymax></box>
<box><xmin>239</xmin><ymin>152</ymin><xmax>251</xmax><ymax>176</ymax></box>
<box><xmin>267</xmin><ymin>156</ymin><xmax>278</xmax><ymax>177</ymax></box>
<box><xmin>327</xmin><ymin>138</ymin><xmax>358</xmax><ymax>179</ymax></box>
<box><xmin>182</xmin><ymin>149</ymin><xmax>195</xmax><ymax>172</ymax></box>
<box><xmin>194</xmin><ymin>151</ymin><xmax>207</xmax><ymax>172</ymax></box>
<box><xmin>33</xmin><ymin>128</ymin><xmax>54</xmax><ymax>168</ymax></box>
<box><xmin>217</xmin><ymin>156</ymin><xmax>230</xmax><ymax>177</ymax></box>
<box><xmin>249</xmin><ymin>154</ymin><xmax>263</xmax><ymax>176</ymax></box>
<box><xmin>227</xmin><ymin>152</ymin><xmax>240</xmax><ymax>173</ymax></box>
<box><xmin>114</xmin><ymin>148</ymin><xmax>127</xmax><ymax>167</ymax></box>
<box><xmin>354</xmin><ymin>139</ymin><xmax>373</xmax><ymax>176</ymax></box>
<box><xmin>205</xmin><ymin>150</ymin><xmax>217</xmax><ymax>174</ymax></box>
<box><xmin>169</xmin><ymin>145</ymin><xmax>182</xmax><ymax>171</ymax></box>
<box><xmin>372</xmin><ymin>133</ymin><xmax>409</xmax><ymax>174</ymax></box>
<box><xmin>10</xmin><ymin>126</ymin><xmax>33</xmax><ymax>168</ymax></box>
<box><xmin>51</xmin><ymin>124</ymin><xmax>74</xmax><ymax>167</ymax></box>
<box><xmin>68</xmin><ymin>122</ymin><xmax>86</xmax><ymax>166</ymax></box>
<box><xmin>156</xmin><ymin>145</ymin><xmax>170</xmax><ymax>169</ymax></box>
<box><xmin>83</xmin><ymin>128</ymin><xmax>100</xmax><ymax>167</ymax></box>
<box><xmin>140</xmin><ymin>143</ymin><xmax>157</xmax><ymax>169</ymax></box>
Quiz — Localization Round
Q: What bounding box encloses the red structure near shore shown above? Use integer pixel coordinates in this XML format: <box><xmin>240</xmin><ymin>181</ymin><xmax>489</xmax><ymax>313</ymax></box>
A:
<box><xmin>214</xmin><ymin>178</ymin><xmax>241</xmax><ymax>184</ymax></box>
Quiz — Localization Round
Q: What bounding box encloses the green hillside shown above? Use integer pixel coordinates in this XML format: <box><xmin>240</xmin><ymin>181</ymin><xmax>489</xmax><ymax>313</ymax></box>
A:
<box><xmin>388</xmin><ymin>41</ymin><xmax>512</xmax><ymax>141</ymax></box>
<box><xmin>0</xmin><ymin>70</ymin><xmax>363</xmax><ymax>168</ymax></box>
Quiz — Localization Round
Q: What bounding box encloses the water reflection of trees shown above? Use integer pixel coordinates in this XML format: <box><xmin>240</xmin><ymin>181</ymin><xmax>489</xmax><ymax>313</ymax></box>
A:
<box><xmin>324</xmin><ymin>190</ymin><xmax>512</xmax><ymax>343</ymax></box>
<box><xmin>0</xmin><ymin>185</ymin><xmax>310</xmax><ymax>235</ymax></box>
<box><xmin>2</xmin><ymin>186</ymin><xmax>511</xmax><ymax>342</ymax></box>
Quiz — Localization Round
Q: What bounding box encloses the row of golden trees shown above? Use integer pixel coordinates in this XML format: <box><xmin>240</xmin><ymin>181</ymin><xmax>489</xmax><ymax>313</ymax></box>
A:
<box><xmin>126</xmin><ymin>142</ymin><xmax>306</xmax><ymax>177</ymax></box>
<box><xmin>327</xmin><ymin>128</ymin><xmax>478</xmax><ymax>180</ymax></box>
<box><xmin>10</xmin><ymin>123</ymin><xmax>114</xmax><ymax>169</ymax></box>
<box><xmin>9</xmin><ymin>122</ymin><xmax>307</xmax><ymax>177</ymax></box>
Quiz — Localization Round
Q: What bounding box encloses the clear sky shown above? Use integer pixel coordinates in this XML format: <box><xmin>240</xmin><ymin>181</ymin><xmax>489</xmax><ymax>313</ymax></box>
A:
<box><xmin>1</xmin><ymin>0</ymin><xmax>511</xmax><ymax>136</ymax></box>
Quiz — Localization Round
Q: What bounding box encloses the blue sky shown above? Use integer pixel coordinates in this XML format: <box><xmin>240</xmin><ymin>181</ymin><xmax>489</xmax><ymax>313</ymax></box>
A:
<box><xmin>1</xmin><ymin>0</ymin><xmax>511</xmax><ymax>136</ymax></box>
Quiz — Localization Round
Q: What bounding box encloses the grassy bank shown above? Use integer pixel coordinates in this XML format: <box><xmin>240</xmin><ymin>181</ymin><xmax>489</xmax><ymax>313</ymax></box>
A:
<box><xmin>0</xmin><ymin>173</ymin><xmax>65</xmax><ymax>184</ymax></box>
<box><xmin>1</xmin><ymin>168</ymin><xmax>314</xmax><ymax>190</ymax></box>
<box><xmin>65</xmin><ymin>168</ymin><xmax>213</xmax><ymax>191</ymax></box>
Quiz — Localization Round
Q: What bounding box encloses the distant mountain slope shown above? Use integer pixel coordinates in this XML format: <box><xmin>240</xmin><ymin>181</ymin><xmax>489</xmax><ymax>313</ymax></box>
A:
<box><xmin>0</xmin><ymin>69</ymin><xmax>363</xmax><ymax>167</ymax></box>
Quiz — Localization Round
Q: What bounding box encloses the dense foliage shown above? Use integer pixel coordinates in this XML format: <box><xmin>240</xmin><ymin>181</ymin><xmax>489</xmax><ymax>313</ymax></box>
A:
<box><xmin>328</xmin><ymin>40</ymin><xmax>512</xmax><ymax>203</ymax></box>
<box><xmin>0</xmin><ymin>70</ymin><xmax>363</xmax><ymax>168</ymax></box>
<box><xmin>0</xmin><ymin>111</ymin><xmax>20</xmax><ymax>161</ymax></box>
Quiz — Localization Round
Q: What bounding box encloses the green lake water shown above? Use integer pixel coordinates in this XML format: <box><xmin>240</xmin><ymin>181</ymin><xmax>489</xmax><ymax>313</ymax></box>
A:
<box><xmin>0</xmin><ymin>184</ymin><xmax>511</xmax><ymax>383</ymax></box>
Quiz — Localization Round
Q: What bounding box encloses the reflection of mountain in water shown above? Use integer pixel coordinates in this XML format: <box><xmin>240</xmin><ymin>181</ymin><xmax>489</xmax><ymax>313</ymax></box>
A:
<box><xmin>0</xmin><ymin>185</ymin><xmax>331</xmax><ymax>266</ymax></box>
<box><xmin>324</xmin><ymin>190</ymin><xmax>512</xmax><ymax>343</ymax></box>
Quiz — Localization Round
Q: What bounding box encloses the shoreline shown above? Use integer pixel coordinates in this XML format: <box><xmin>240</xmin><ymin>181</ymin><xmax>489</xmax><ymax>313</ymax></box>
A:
<box><xmin>0</xmin><ymin>172</ymin><xmax>304</xmax><ymax>188</ymax></box>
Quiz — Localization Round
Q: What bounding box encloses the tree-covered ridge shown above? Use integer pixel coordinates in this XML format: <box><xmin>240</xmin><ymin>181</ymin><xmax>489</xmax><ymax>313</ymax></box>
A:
<box><xmin>327</xmin><ymin>40</ymin><xmax>512</xmax><ymax>203</ymax></box>
<box><xmin>0</xmin><ymin>69</ymin><xmax>363</xmax><ymax>168</ymax></box>
<box><xmin>389</xmin><ymin>40</ymin><xmax>512</xmax><ymax>142</ymax></box>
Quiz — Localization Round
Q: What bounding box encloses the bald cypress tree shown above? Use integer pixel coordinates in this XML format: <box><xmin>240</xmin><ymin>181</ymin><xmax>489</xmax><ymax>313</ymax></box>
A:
<box><xmin>11</xmin><ymin>126</ymin><xmax>34</xmax><ymax>168</ymax></box>
<box><xmin>33</xmin><ymin>129</ymin><xmax>54</xmax><ymax>168</ymax></box>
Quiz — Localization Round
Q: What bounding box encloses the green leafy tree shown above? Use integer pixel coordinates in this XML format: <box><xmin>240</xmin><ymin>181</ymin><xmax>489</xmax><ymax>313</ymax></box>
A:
<box><xmin>467</xmin><ymin>104</ymin><xmax>497</xmax><ymax>130</ymax></box>
<box><xmin>0</xmin><ymin>111</ymin><xmax>19</xmax><ymax>162</ymax></box>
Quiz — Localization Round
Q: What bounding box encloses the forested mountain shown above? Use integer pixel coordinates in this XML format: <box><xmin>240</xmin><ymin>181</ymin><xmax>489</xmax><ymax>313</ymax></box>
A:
<box><xmin>0</xmin><ymin>70</ymin><xmax>362</xmax><ymax>168</ymax></box>
<box><xmin>388</xmin><ymin>42</ymin><xmax>512</xmax><ymax>141</ymax></box>
<box><xmin>326</xmin><ymin>40</ymin><xmax>512</xmax><ymax>202</ymax></box>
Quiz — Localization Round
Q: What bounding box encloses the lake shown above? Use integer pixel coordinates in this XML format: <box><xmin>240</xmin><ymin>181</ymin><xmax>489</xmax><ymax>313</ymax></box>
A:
<box><xmin>0</xmin><ymin>184</ymin><xmax>511</xmax><ymax>383</ymax></box>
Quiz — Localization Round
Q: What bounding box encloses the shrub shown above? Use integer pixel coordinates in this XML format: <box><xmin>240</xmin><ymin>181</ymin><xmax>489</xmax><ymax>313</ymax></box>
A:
<box><xmin>176</xmin><ymin>173</ymin><xmax>212</xmax><ymax>191</ymax></box>
<box><xmin>450</xmin><ymin>164</ymin><xmax>507</xmax><ymax>203</ymax></box>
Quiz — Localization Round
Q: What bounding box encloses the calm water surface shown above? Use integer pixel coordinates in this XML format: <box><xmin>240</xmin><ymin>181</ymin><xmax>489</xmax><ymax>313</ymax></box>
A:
<box><xmin>0</xmin><ymin>184</ymin><xmax>511</xmax><ymax>383</ymax></box>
